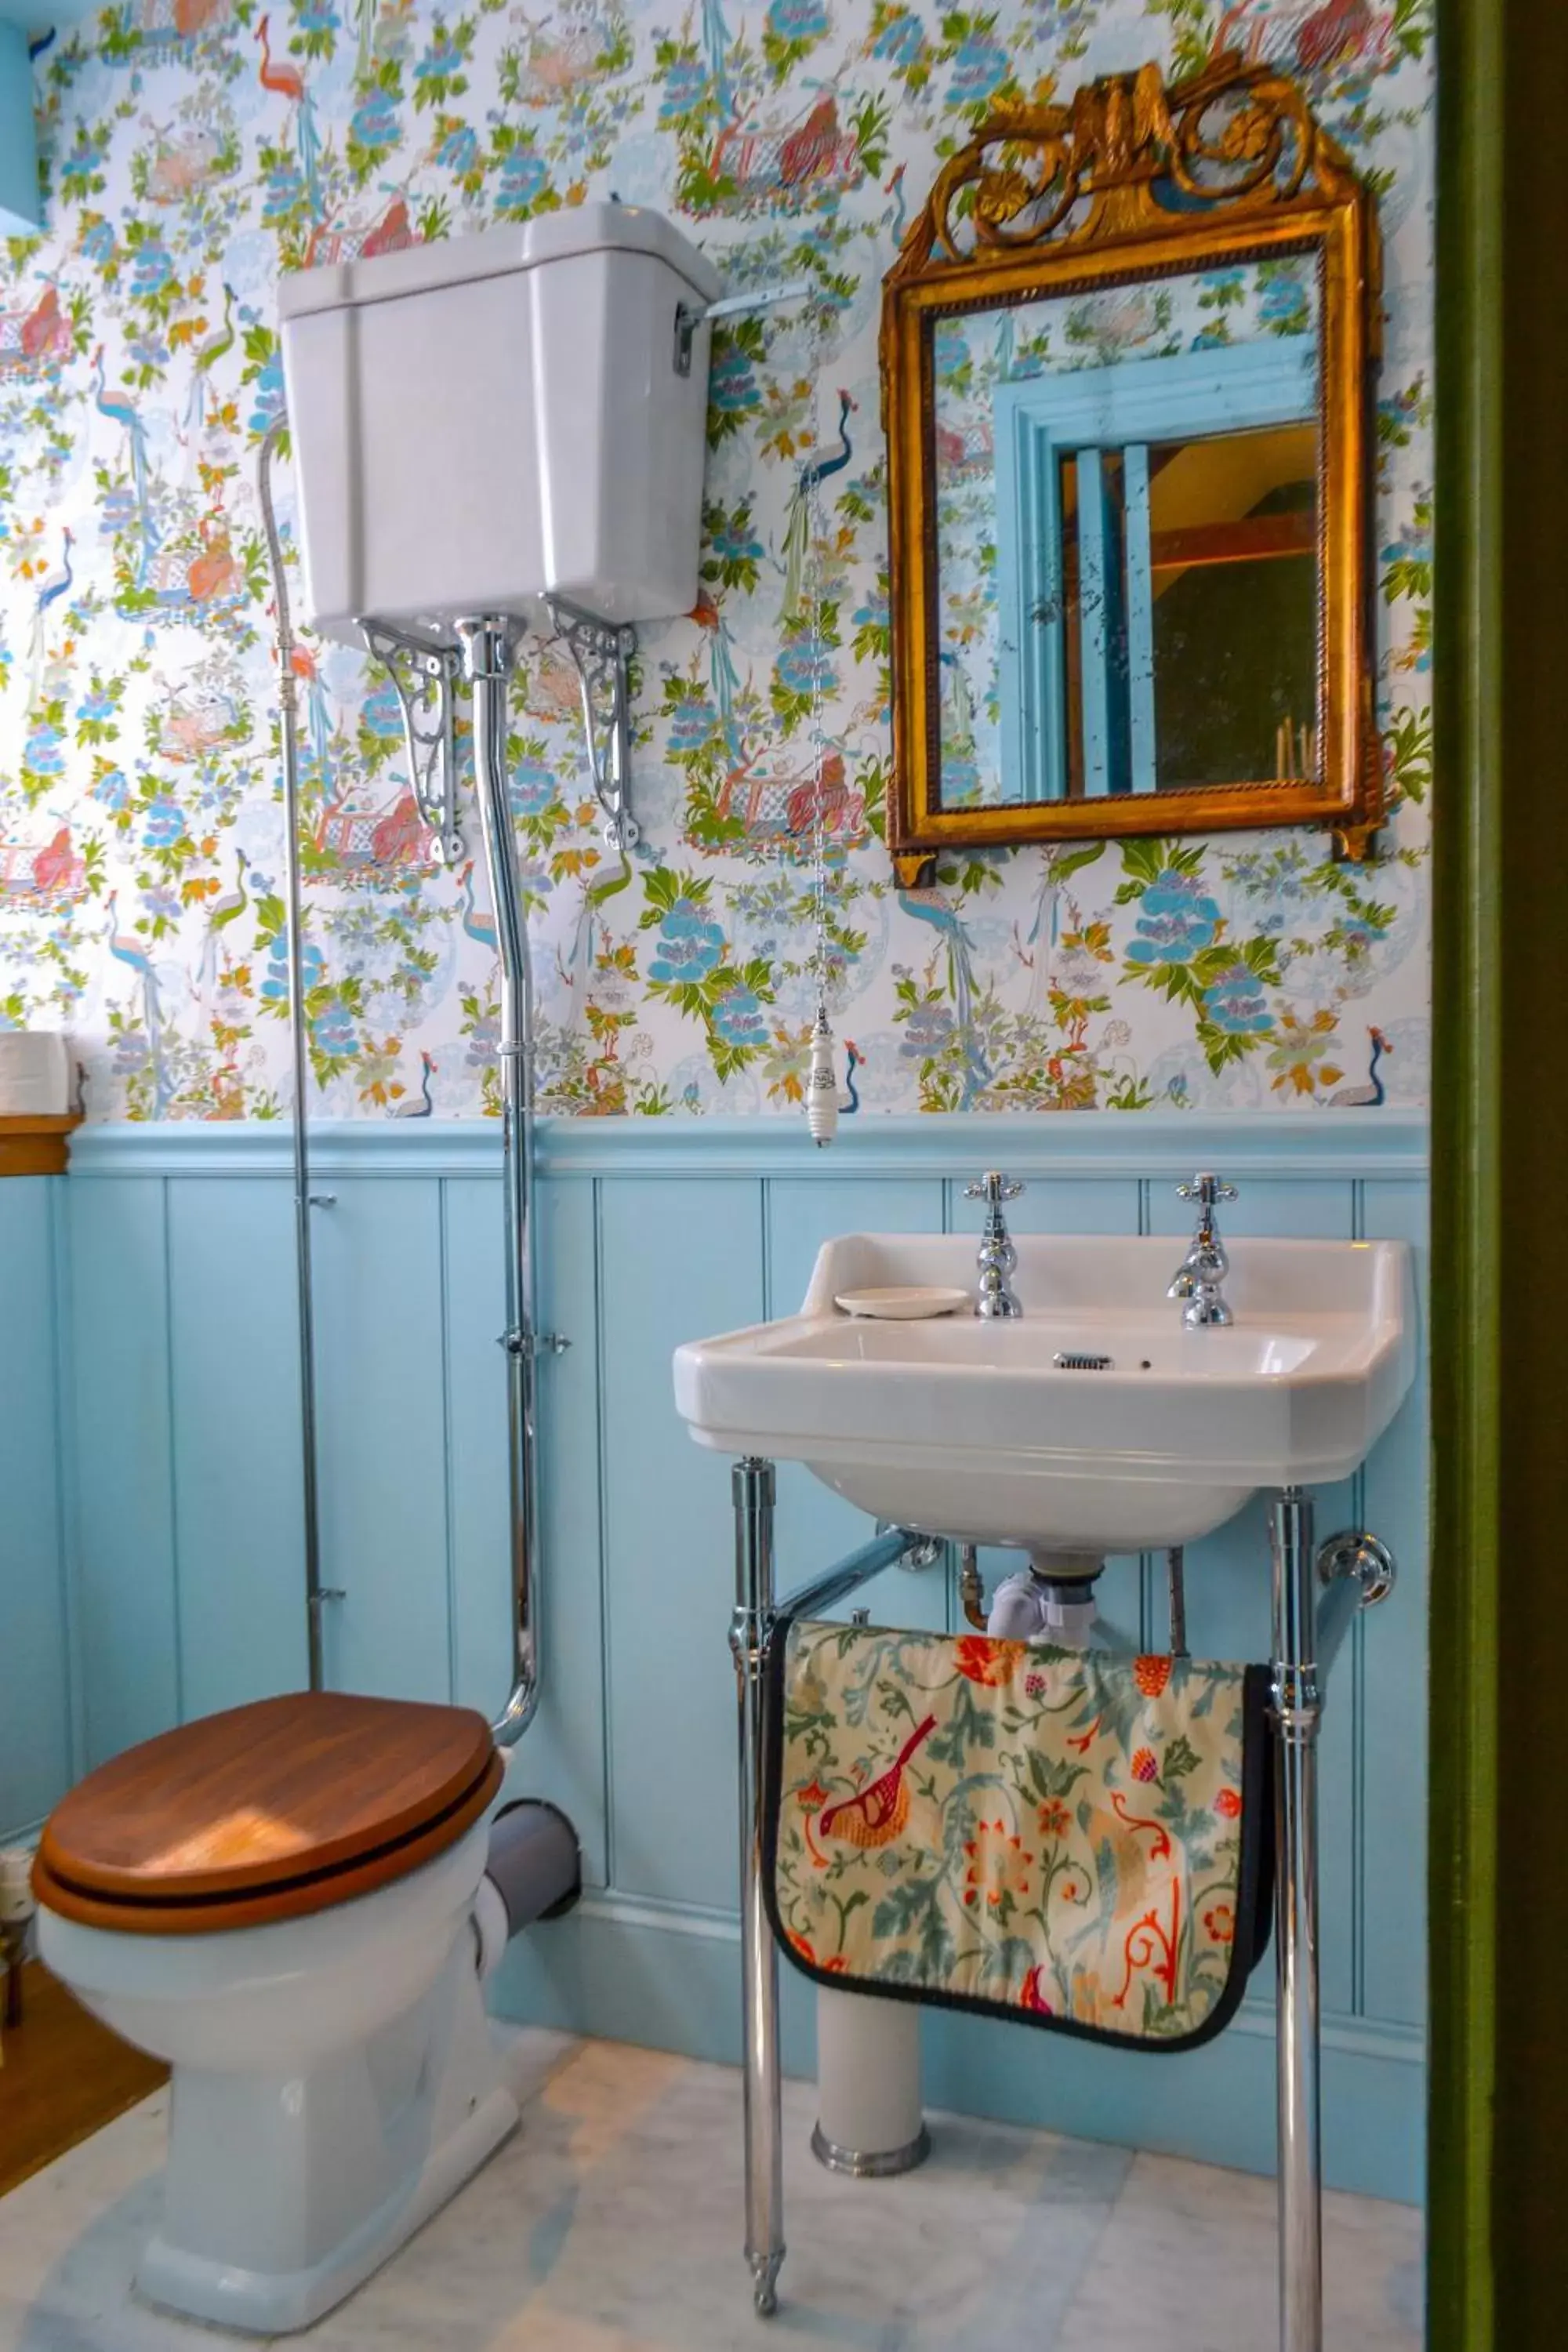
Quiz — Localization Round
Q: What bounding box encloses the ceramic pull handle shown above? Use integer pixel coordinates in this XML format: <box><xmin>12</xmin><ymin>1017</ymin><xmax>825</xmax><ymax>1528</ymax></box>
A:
<box><xmin>804</xmin><ymin>1013</ymin><xmax>838</xmax><ymax>1149</ymax></box>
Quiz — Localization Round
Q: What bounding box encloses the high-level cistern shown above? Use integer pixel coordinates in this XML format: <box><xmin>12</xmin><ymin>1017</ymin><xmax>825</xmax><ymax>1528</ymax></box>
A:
<box><xmin>1168</xmin><ymin>1173</ymin><xmax>1238</xmax><ymax>1328</ymax></box>
<box><xmin>967</xmin><ymin>1171</ymin><xmax>1025</xmax><ymax>1318</ymax></box>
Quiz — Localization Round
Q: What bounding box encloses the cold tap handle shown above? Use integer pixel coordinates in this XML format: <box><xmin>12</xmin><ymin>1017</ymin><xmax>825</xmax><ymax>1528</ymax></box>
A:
<box><xmin>967</xmin><ymin>1173</ymin><xmax>1023</xmax><ymax>1317</ymax></box>
<box><xmin>964</xmin><ymin>1172</ymin><xmax>1025</xmax><ymax>1205</ymax></box>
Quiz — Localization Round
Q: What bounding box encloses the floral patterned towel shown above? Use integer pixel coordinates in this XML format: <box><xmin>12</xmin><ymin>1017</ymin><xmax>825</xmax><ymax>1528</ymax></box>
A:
<box><xmin>764</xmin><ymin>1622</ymin><xmax>1272</xmax><ymax>2053</ymax></box>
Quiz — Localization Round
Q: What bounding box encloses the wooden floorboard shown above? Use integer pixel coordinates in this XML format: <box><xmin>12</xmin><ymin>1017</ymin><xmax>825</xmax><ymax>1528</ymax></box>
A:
<box><xmin>0</xmin><ymin>1959</ymin><xmax>167</xmax><ymax>2198</ymax></box>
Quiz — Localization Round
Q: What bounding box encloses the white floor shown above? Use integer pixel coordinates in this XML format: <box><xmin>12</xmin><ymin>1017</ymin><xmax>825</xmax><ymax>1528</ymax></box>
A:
<box><xmin>0</xmin><ymin>2031</ymin><xmax>1423</xmax><ymax>2350</ymax></box>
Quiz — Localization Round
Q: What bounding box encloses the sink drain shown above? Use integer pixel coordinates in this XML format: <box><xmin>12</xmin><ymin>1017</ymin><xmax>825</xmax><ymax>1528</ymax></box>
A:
<box><xmin>1053</xmin><ymin>1351</ymin><xmax>1113</xmax><ymax>1371</ymax></box>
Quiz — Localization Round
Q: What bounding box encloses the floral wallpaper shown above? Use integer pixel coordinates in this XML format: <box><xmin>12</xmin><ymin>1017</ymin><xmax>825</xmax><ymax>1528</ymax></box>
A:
<box><xmin>0</xmin><ymin>0</ymin><xmax>1433</xmax><ymax>1122</ymax></box>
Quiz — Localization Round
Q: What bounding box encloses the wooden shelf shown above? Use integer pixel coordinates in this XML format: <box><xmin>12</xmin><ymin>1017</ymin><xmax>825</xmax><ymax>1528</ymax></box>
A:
<box><xmin>0</xmin><ymin>1113</ymin><xmax>82</xmax><ymax>1179</ymax></box>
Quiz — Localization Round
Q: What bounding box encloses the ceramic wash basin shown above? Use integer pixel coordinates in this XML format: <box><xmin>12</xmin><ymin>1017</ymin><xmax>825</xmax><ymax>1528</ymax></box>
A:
<box><xmin>672</xmin><ymin>1233</ymin><xmax>1415</xmax><ymax>1560</ymax></box>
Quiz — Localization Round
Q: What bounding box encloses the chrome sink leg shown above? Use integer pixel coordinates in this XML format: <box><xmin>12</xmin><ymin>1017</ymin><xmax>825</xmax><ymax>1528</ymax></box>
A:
<box><xmin>731</xmin><ymin>1457</ymin><xmax>784</xmax><ymax>2318</ymax></box>
<box><xmin>1270</xmin><ymin>1488</ymin><xmax>1323</xmax><ymax>2352</ymax></box>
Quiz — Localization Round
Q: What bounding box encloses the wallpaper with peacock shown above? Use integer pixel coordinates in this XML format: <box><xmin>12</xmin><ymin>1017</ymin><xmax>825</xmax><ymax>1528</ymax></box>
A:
<box><xmin>0</xmin><ymin>1</ymin><xmax>1433</xmax><ymax>1122</ymax></box>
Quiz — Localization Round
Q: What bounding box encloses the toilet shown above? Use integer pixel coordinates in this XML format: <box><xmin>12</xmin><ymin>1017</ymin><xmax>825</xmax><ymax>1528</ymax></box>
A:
<box><xmin>33</xmin><ymin>1690</ymin><xmax>523</xmax><ymax>2336</ymax></box>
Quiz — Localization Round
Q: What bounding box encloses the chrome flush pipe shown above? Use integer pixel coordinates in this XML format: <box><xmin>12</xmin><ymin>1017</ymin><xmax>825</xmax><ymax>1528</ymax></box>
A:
<box><xmin>259</xmin><ymin>447</ymin><xmax>558</xmax><ymax>1730</ymax></box>
<box><xmin>456</xmin><ymin>616</ymin><xmax>560</xmax><ymax>1748</ymax></box>
<box><xmin>258</xmin><ymin>420</ymin><xmax>327</xmax><ymax>1693</ymax></box>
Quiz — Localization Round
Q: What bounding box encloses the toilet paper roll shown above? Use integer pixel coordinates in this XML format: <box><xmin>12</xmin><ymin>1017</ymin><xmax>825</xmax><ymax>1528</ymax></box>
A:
<box><xmin>0</xmin><ymin>1032</ymin><xmax>71</xmax><ymax>1119</ymax></box>
<box><xmin>0</xmin><ymin>1848</ymin><xmax>37</xmax><ymax>1925</ymax></box>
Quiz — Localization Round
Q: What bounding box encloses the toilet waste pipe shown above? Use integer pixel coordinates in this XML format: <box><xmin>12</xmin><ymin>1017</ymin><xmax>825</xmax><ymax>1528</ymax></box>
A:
<box><xmin>473</xmin><ymin>1798</ymin><xmax>582</xmax><ymax>1976</ymax></box>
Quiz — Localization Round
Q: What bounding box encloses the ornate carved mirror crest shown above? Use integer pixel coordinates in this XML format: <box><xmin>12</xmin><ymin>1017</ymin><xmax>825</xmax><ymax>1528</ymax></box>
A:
<box><xmin>881</xmin><ymin>53</ymin><xmax>1381</xmax><ymax>886</ymax></box>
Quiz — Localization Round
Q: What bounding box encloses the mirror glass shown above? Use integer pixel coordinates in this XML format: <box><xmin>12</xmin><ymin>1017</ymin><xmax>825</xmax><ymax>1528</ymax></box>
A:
<box><xmin>931</xmin><ymin>258</ymin><xmax>1322</xmax><ymax>813</ymax></box>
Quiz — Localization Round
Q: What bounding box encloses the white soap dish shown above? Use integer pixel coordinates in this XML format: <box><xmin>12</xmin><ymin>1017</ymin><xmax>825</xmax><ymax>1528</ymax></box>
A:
<box><xmin>834</xmin><ymin>1287</ymin><xmax>971</xmax><ymax>1321</ymax></box>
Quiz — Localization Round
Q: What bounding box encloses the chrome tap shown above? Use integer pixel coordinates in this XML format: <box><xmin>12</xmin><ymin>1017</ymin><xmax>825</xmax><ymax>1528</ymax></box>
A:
<box><xmin>965</xmin><ymin>1171</ymin><xmax>1024</xmax><ymax>1319</ymax></box>
<box><xmin>1167</xmin><ymin>1173</ymin><xmax>1237</xmax><ymax>1328</ymax></box>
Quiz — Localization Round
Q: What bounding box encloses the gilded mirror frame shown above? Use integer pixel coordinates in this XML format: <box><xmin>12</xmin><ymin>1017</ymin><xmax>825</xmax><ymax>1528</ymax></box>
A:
<box><xmin>880</xmin><ymin>53</ymin><xmax>1382</xmax><ymax>886</ymax></box>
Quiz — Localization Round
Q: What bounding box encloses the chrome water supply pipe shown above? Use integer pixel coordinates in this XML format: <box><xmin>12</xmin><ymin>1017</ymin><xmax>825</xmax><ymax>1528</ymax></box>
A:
<box><xmin>1270</xmin><ymin>1486</ymin><xmax>1324</xmax><ymax>2352</ymax></box>
<box><xmin>455</xmin><ymin>616</ymin><xmax>566</xmax><ymax>1747</ymax></box>
<box><xmin>257</xmin><ymin>420</ymin><xmax>328</xmax><ymax>1692</ymax></box>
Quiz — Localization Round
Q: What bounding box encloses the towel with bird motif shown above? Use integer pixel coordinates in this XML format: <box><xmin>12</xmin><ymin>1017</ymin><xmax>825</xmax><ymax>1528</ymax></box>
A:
<box><xmin>764</xmin><ymin>1623</ymin><xmax>1272</xmax><ymax>2053</ymax></box>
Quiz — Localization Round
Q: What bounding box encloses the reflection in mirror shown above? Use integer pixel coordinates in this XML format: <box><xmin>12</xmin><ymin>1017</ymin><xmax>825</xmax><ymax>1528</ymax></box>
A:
<box><xmin>1137</xmin><ymin>420</ymin><xmax>1319</xmax><ymax>789</ymax></box>
<box><xmin>933</xmin><ymin>259</ymin><xmax>1322</xmax><ymax>812</ymax></box>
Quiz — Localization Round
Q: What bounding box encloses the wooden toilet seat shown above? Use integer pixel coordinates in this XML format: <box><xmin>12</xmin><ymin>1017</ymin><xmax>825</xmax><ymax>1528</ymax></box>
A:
<box><xmin>34</xmin><ymin>1692</ymin><xmax>503</xmax><ymax>1934</ymax></box>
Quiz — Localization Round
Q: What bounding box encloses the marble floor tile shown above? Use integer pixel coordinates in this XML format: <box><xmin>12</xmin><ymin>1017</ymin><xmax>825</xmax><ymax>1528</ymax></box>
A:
<box><xmin>1054</xmin><ymin>2149</ymin><xmax>1423</xmax><ymax>2352</ymax></box>
<box><xmin>0</xmin><ymin>2033</ymin><xmax>1422</xmax><ymax>2352</ymax></box>
<box><xmin>492</xmin><ymin>2049</ymin><xmax>1129</xmax><ymax>2350</ymax></box>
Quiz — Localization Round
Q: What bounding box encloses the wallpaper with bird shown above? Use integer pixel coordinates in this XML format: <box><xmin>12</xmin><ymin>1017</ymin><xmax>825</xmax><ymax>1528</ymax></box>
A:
<box><xmin>0</xmin><ymin>0</ymin><xmax>1432</xmax><ymax>1122</ymax></box>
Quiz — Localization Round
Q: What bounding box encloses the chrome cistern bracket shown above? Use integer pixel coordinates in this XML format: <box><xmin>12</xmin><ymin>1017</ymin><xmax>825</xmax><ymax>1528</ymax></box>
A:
<box><xmin>360</xmin><ymin>619</ymin><xmax>464</xmax><ymax>866</ymax></box>
<box><xmin>546</xmin><ymin>597</ymin><xmax>639</xmax><ymax>856</ymax></box>
<box><xmin>672</xmin><ymin>281</ymin><xmax>814</xmax><ymax>379</ymax></box>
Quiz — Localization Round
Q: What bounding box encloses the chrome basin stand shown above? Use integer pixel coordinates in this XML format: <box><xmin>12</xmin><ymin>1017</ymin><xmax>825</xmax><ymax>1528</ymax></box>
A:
<box><xmin>1269</xmin><ymin>1490</ymin><xmax>1396</xmax><ymax>2352</ymax></box>
<box><xmin>730</xmin><ymin>1461</ymin><xmax>931</xmax><ymax>2314</ymax></box>
<box><xmin>731</xmin><ymin>1459</ymin><xmax>784</xmax><ymax>2318</ymax></box>
<box><xmin>730</xmin><ymin>1459</ymin><xmax>1394</xmax><ymax>2350</ymax></box>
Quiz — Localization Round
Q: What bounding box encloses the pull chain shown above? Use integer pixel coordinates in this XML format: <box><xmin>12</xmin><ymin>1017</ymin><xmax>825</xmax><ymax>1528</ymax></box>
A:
<box><xmin>800</xmin><ymin>303</ymin><xmax>839</xmax><ymax>1148</ymax></box>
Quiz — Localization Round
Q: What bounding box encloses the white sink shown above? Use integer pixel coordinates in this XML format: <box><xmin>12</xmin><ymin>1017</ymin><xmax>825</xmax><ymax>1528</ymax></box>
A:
<box><xmin>672</xmin><ymin>1233</ymin><xmax>1415</xmax><ymax>1559</ymax></box>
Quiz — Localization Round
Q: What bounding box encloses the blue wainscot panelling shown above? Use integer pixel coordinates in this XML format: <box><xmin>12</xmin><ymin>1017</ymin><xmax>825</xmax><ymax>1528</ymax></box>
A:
<box><xmin>0</xmin><ymin>1178</ymin><xmax>75</xmax><ymax>1840</ymax></box>
<box><xmin>0</xmin><ymin>22</ymin><xmax>40</xmax><ymax>240</ymax></box>
<box><xmin>60</xmin><ymin>1110</ymin><xmax>1428</xmax><ymax>2201</ymax></box>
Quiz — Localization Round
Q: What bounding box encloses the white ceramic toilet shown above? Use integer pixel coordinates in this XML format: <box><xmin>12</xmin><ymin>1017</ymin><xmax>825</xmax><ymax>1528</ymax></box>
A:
<box><xmin>33</xmin><ymin>1691</ymin><xmax>520</xmax><ymax>2335</ymax></box>
<box><xmin>29</xmin><ymin>197</ymin><xmax>716</xmax><ymax>2340</ymax></box>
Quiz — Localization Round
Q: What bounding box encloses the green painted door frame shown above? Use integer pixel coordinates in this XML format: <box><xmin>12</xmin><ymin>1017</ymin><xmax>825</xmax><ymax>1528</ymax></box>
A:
<box><xmin>1430</xmin><ymin>0</ymin><xmax>1568</xmax><ymax>2339</ymax></box>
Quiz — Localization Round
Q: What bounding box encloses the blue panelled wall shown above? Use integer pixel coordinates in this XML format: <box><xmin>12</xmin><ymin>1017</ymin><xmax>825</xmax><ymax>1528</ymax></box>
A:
<box><xmin>0</xmin><ymin>1112</ymin><xmax>1427</xmax><ymax>2202</ymax></box>
<box><xmin>0</xmin><ymin>1176</ymin><xmax>74</xmax><ymax>1833</ymax></box>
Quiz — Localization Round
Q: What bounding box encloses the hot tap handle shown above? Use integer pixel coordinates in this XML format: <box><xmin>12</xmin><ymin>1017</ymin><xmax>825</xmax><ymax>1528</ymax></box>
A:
<box><xmin>1177</xmin><ymin>1174</ymin><xmax>1237</xmax><ymax>1210</ymax></box>
<box><xmin>965</xmin><ymin>1172</ymin><xmax>1025</xmax><ymax>1205</ymax></box>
